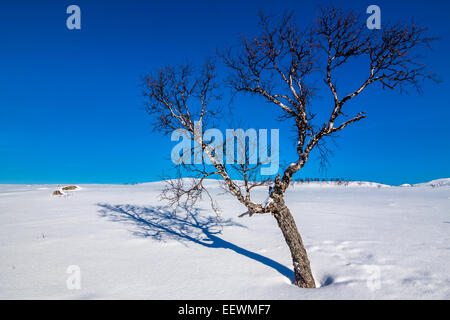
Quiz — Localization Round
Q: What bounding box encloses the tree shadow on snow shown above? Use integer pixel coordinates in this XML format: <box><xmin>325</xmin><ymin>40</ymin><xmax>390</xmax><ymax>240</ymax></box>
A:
<box><xmin>97</xmin><ymin>203</ymin><xmax>294</xmax><ymax>283</ymax></box>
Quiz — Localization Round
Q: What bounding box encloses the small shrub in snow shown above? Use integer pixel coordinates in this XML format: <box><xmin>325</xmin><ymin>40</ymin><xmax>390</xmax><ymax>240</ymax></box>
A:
<box><xmin>62</xmin><ymin>185</ymin><xmax>78</xmax><ymax>191</ymax></box>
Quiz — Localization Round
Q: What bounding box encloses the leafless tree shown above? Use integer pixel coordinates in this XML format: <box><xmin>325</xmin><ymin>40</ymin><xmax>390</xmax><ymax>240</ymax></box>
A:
<box><xmin>142</xmin><ymin>7</ymin><xmax>437</xmax><ymax>288</ymax></box>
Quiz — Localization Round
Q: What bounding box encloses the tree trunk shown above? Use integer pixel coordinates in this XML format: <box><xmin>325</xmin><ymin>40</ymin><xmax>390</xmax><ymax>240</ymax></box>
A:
<box><xmin>272</xmin><ymin>201</ymin><xmax>315</xmax><ymax>288</ymax></box>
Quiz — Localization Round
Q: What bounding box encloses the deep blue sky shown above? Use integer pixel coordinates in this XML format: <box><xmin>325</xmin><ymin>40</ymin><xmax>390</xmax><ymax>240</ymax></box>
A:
<box><xmin>0</xmin><ymin>0</ymin><xmax>449</xmax><ymax>185</ymax></box>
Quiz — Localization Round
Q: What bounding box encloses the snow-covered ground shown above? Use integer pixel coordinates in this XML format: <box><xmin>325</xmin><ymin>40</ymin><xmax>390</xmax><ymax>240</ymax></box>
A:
<box><xmin>0</xmin><ymin>179</ymin><xmax>449</xmax><ymax>299</ymax></box>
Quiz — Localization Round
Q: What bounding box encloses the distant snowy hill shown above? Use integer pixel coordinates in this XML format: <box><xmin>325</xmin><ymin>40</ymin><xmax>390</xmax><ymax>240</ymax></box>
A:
<box><xmin>0</xmin><ymin>179</ymin><xmax>449</xmax><ymax>299</ymax></box>
<box><xmin>291</xmin><ymin>178</ymin><xmax>450</xmax><ymax>188</ymax></box>
<box><xmin>292</xmin><ymin>181</ymin><xmax>390</xmax><ymax>188</ymax></box>
<box><xmin>413</xmin><ymin>178</ymin><xmax>450</xmax><ymax>188</ymax></box>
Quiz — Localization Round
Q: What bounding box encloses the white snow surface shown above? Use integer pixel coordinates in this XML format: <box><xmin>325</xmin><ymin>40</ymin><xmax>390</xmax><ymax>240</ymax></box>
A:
<box><xmin>0</xmin><ymin>180</ymin><xmax>449</xmax><ymax>299</ymax></box>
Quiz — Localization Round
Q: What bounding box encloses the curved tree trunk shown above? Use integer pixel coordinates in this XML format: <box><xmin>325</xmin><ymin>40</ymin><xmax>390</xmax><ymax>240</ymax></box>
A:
<box><xmin>272</xmin><ymin>201</ymin><xmax>315</xmax><ymax>288</ymax></box>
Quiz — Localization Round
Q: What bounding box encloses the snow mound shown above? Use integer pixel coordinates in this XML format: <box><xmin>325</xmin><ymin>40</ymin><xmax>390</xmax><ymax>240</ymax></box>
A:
<box><xmin>414</xmin><ymin>178</ymin><xmax>450</xmax><ymax>188</ymax></box>
<box><xmin>293</xmin><ymin>181</ymin><xmax>390</xmax><ymax>188</ymax></box>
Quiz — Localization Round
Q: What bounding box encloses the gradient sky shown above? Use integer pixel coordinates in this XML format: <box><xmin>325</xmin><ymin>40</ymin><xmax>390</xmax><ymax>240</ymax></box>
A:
<box><xmin>0</xmin><ymin>0</ymin><xmax>449</xmax><ymax>185</ymax></box>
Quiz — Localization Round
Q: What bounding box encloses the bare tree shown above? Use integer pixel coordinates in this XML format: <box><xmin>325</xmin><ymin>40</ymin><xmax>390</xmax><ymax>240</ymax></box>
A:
<box><xmin>142</xmin><ymin>7</ymin><xmax>437</xmax><ymax>288</ymax></box>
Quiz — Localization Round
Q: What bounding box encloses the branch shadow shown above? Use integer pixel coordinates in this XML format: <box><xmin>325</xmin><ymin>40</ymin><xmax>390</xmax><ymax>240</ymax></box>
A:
<box><xmin>97</xmin><ymin>203</ymin><xmax>294</xmax><ymax>283</ymax></box>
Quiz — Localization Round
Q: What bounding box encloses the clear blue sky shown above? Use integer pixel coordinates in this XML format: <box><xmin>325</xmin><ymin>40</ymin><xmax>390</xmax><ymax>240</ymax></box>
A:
<box><xmin>0</xmin><ymin>0</ymin><xmax>449</xmax><ymax>185</ymax></box>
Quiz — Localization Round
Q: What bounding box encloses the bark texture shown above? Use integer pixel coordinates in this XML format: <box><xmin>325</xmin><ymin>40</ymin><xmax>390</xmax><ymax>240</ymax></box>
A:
<box><xmin>272</xmin><ymin>200</ymin><xmax>315</xmax><ymax>288</ymax></box>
